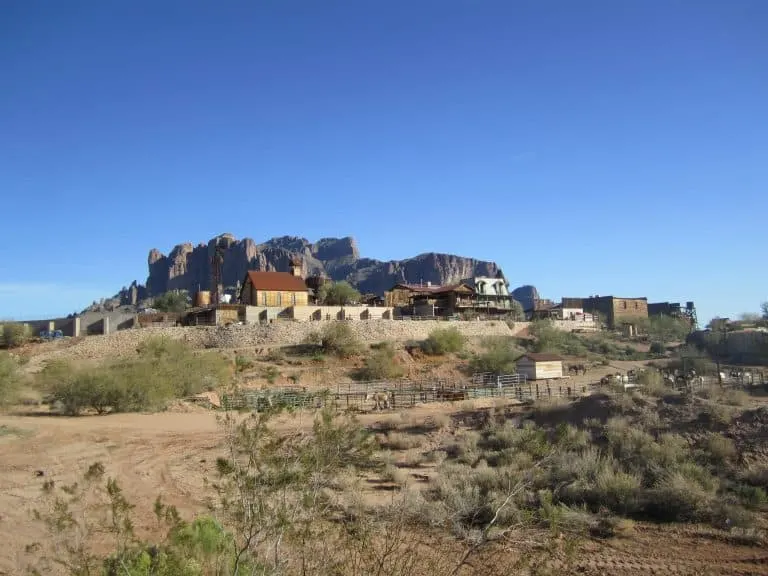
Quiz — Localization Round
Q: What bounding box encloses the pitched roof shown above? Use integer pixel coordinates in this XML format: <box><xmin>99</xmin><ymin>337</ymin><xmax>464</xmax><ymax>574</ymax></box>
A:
<box><xmin>244</xmin><ymin>271</ymin><xmax>308</xmax><ymax>292</ymax></box>
<box><xmin>391</xmin><ymin>283</ymin><xmax>474</xmax><ymax>295</ymax></box>
<box><xmin>521</xmin><ymin>353</ymin><xmax>563</xmax><ymax>362</ymax></box>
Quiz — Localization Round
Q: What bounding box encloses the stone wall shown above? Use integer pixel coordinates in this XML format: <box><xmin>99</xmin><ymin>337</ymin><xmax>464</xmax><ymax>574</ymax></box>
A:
<box><xmin>551</xmin><ymin>319</ymin><xmax>599</xmax><ymax>332</ymax></box>
<box><xmin>26</xmin><ymin>318</ymin><xmax>598</xmax><ymax>367</ymax></box>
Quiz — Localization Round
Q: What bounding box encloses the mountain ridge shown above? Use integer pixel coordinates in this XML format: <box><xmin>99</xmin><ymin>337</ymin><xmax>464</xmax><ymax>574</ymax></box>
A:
<box><xmin>117</xmin><ymin>234</ymin><xmax>505</xmax><ymax>304</ymax></box>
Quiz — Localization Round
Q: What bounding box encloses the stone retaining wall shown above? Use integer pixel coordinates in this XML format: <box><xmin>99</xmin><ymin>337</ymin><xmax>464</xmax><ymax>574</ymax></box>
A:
<box><xmin>27</xmin><ymin>319</ymin><xmax>594</xmax><ymax>366</ymax></box>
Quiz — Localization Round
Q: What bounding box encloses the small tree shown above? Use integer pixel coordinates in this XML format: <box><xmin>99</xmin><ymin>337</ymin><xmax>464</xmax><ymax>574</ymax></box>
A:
<box><xmin>317</xmin><ymin>281</ymin><xmax>361</xmax><ymax>306</ymax></box>
<box><xmin>152</xmin><ymin>291</ymin><xmax>189</xmax><ymax>313</ymax></box>
<box><xmin>648</xmin><ymin>315</ymin><xmax>691</xmax><ymax>343</ymax></box>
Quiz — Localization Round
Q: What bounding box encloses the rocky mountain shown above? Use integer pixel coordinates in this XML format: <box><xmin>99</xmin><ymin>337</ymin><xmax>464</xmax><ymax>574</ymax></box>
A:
<box><xmin>117</xmin><ymin>234</ymin><xmax>505</xmax><ymax>303</ymax></box>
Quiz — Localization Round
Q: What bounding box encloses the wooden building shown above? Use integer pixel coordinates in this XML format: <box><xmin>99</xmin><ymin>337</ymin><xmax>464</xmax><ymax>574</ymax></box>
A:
<box><xmin>385</xmin><ymin>282</ymin><xmax>475</xmax><ymax>317</ymax></box>
<box><xmin>581</xmin><ymin>296</ymin><xmax>648</xmax><ymax>330</ymax></box>
<box><xmin>184</xmin><ymin>304</ymin><xmax>244</xmax><ymax>326</ymax></box>
<box><xmin>239</xmin><ymin>270</ymin><xmax>309</xmax><ymax>307</ymax></box>
<box><xmin>516</xmin><ymin>353</ymin><xmax>564</xmax><ymax>380</ymax></box>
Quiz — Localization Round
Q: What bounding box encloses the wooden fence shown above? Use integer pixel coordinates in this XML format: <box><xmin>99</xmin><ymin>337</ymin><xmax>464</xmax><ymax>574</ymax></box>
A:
<box><xmin>221</xmin><ymin>374</ymin><xmax>590</xmax><ymax>413</ymax></box>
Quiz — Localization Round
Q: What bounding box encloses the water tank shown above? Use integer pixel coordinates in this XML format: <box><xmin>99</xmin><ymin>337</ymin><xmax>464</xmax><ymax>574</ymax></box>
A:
<box><xmin>195</xmin><ymin>291</ymin><xmax>211</xmax><ymax>307</ymax></box>
<box><xmin>686</xmin><ymin>301</ymin><xmax>694</xmax><ymax>310</ymax></box>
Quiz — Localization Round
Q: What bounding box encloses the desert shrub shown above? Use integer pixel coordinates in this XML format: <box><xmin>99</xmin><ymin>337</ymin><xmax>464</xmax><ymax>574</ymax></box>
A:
<box><xmin>382</xmin><ymin>432</ymin><xmax>423</xmax><ymax>450</ymax></box>
<box><xmin>1</xmin><ymin>323</ymin><xmax>30</xmax><ymax>348</ymax></box>
<box><xmin>643</xmin><ymin>471</ymin><xmax>714</xmax><ymax>522</ymax></box>
<box><xmin>645</xmin><ymin>315</ymin><xmax>692</xmax><ymax>343</ymax></box>
<box><xmin>733</xmin><ymin>484</ymin><xmax>768</xmax><ymax>509</ymax></box>
<box><xmin>701</xmin><ymin>401</ymin><xmax>735</xmax><ymax>426</ymax></box>
<box><xmin>444</xmin><ymin>431</ymin><xmax>480</xmax><ymax>465</ymax></box>
<box><xmin>698</xmin><ymin>433</ymin><xmax>737</xmax><ymax>467</ymax></box>
<box><xmin>721</xmin><ymin>389</ymin><xmax>751</xmax><ymax>407</ymax></box>
<box><xmin>649</xmin><ymin>341</ymin><xmax>665</xmax><ymax>355</ymax></box>
<box><xmin>38</xmin><ymin>338</ymin><xmax>231</xmax><ymax>415</ymax></box>
<box><xmin>548</xmin><ymin>447</ymin><xmax>604</xmax><ymax>485</ymax></box>
<box><xmin>554</xmin><ymin>423</ymin><xmax>590</xmax><ymax>451</ymax></box>
<box><xmin>264</xmin><ymin>348</ymin><xmax>286</xmax><ymax>364</ymax></box>
<box><xmin>235</xmin><ymin>354</ymin><xmax>254</xmax><ymax>372</ymax></box>
<box><xmin>354</xmin><ymin>341</ymin><xmax>403</xmax><ymax>381</ymax></box>
<box><xmin>262</xmin><ymin>365</ymin><xmax>279</xmax><ymax>384</ymax></box>
<box><xmin>429</xmin><ymin>463</ymin><xmax>524</xmax><ymax>534</ymax></box>
<box><xmin>317</xmin><ymin>322</ymin><xmax>362</xmax><ymax>358</ymax></box>
<box><xmin>421</xmin><ymin>327</ymin><xmax>465</xmax><ymax>355</ymax></box>
<box><xmin>592</xmin><ymin>467</ymin><xmax>642</xmax><ymax>514</ymax></box>
<box><xmin>470</xmin><ymin>337</ymin><xmax>520</xmax><ymax>375</ymax></box>
<box><xmin>740</xmin><ymin>465</ymin><xmax>768</xmax><ymax>489</ymax></box>
<box><xmin>636</xmin><ymin>370</ymin><xmax>668</xmax><ymax>397</ymax></box>
<box><xmin>381</xmin><ymin>463</ymin><xmax>408</xmax><ymax>484</ymax></box>
<box><xmin>0</xmin><ymin>351</ymin><xmax>21</xmax><ymax>407</ymax></box>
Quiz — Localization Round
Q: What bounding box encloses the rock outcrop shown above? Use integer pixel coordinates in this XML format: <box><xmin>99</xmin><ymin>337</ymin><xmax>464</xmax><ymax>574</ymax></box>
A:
<box><xmin>119</xmin><ymin>234</ymin><xmax>504</xmax><ymax>299</ymax></box>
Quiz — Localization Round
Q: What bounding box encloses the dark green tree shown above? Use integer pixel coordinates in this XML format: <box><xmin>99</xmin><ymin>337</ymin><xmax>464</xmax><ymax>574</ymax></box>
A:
<box><xmin>152</xmin><ymin>291</ymin><xmax>189</xmax><ymax>313</ymax></box>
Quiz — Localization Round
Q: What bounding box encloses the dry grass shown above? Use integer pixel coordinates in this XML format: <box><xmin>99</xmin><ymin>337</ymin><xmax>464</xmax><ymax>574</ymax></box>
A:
<box><xmin>381</xmin><ymin>463</ymin><xmax>408</xmax><ymax>484</ymax></box>
<box><xmin>383</xmin><ymin>431</ymin><xmax>424</xmax><ymax>450</ymax></box>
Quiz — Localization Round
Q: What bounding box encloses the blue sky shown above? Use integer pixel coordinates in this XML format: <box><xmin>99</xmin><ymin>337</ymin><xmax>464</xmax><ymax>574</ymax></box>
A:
<box><xmin>1</xmin><ymin>1</ymin><xmax>766</xmax><ymax>322</ymax></box>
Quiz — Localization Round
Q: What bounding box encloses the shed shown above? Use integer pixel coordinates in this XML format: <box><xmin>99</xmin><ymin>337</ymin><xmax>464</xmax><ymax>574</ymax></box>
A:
<box><xmin>517</xmin><ymin>353</ymin><xmax>564</xmax><ymax>380</ymax></box>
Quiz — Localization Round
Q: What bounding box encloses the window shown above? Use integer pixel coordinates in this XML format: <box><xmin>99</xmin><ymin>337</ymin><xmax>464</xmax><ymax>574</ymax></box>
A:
<box><xmin>262</xmin><ymin>292</ymin><xmax>267</xmax><ymax>306</ymax></box>
<box><xmin>634</xmin><ymin>302</ymin><xmax>639</xmax><ymax>309</ymax></box>
<box><xmin>277</xmin><ymin>293</ymin><xmax>282</xmax><ymax>306</ymax></box>
<box><xmin>622</xmin><ymin>301</ymin><xmax>627</xmax><ymax>309</ymax></box>
<box><xmin>291</xmin><ymin>293</ymin><xmax>296</xmax><ymax>305</ymax></box>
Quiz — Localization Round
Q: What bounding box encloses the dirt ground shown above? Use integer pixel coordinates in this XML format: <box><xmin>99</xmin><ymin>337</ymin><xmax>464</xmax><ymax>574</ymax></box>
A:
<box><xmin>2</xmin><ymin>401</ymin><xmax>767</xmax><ymax>576</ymax></box>
<box><xmin>5</xmin><ymin>335</ymin><xmax>768</xmax><ymax>575</ymax></box>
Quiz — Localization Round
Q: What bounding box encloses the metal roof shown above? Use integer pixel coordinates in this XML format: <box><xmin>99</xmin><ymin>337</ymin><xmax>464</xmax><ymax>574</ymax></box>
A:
<box><xmin>520</xmin><ymin>353</ymin><xmax>563</xmax><ymax>362</ymax></box>
<box><xmin>244</xmin><ymin>271</ymin><xmax>308</xmax><ymax>292</ymax></box>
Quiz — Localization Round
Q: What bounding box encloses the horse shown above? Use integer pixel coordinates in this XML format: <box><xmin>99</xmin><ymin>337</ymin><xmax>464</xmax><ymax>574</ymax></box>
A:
<box><xmin>365</xmin><ymin>391</ymin><xmax>392</xmax><ymax>411</ymax></box>
<box><xmin>437</xmin><ymin>389</ymin><xmax>466</xmax><ymax>402</ymax></box>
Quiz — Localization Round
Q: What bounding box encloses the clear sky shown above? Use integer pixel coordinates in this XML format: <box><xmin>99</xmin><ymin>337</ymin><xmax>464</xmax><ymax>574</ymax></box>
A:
<box><xmin>1</xmin><ymin>1</ymin><xmax>766</xmax><ymax>322</ymax></box>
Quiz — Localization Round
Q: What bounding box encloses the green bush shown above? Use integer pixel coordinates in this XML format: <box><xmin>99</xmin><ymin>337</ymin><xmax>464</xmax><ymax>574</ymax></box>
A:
<box><xmin>38</xmin><ymin>337</ymin><xmax>231</xmax><ymax>415</ymax></box>
<box><xmin>529</xmin><ymin>320</ymin><xmax>649</xmax><ymax>361</ymax></box>
<box><xmin>421</xmin><ymin>327</ymin><xmax>465</xmax><ymax>355</ymax></box>
<box><xmin>354</xmin><ymin>341</ymin><xmax>403</xmax><ymax>381</ymax></box>
<box><xmin>317</xmin><ymin>322</ymin><xmax>362</xmax><ymax>358</ymax></box>
<box><xmin>152</xmin><ymin>291</ymin><xmax>189</xmax><ymax>313</ymax></box>
<box><xmin>1</xmin><ymin>323</ymin><xmax>30</xmax><ymax>349</ymax></box>
<box><xmin>649</xmin><ymin>341</ymin><xmax>665</xmax><ymax>355</ymax></box>
<box><xmin>0</xmin><ymin>351</ymin><xmax>21</xmax><ymax>407</ymax></box>
<box><xmin>469</xmin><ymin>337</ymin><xmax>520</xmax><ymax>375</ymax></box>
<box><xmin>647</xmin><ymin>315</ymin><xmax>691</xmax><ymax>343</ymax></box>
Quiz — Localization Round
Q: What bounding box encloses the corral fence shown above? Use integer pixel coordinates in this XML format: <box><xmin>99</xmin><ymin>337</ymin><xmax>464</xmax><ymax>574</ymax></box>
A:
<box><xmin>597</xmin><ymin>370</ymin><xmax>768</xmax><ymax>395</ymax></box>
<box><xmin>221</xmin><ymin>373</ymin><xmax>592</xmax><ymax>413</ymax></box>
